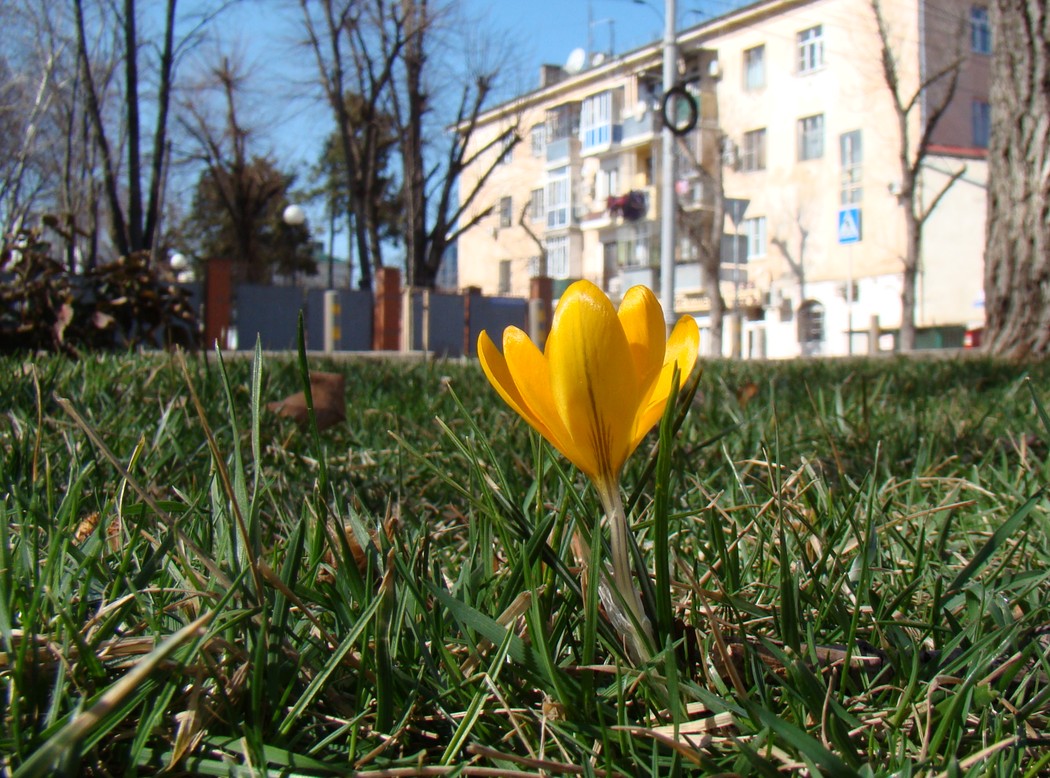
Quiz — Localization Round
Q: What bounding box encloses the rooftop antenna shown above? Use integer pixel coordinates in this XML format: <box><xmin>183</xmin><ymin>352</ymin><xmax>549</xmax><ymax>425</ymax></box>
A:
<box><xmin>587</xmin><ymin>0</ymin><xmax>615</xmax><ymax>61</ymax></box>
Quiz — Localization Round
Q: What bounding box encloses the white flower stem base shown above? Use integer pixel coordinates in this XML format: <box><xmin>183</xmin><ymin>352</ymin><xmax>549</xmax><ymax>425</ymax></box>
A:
<box><xmin>598</xmin><ymin>485</ymin><xmax>653</xmax><ymax>665</ymax></box>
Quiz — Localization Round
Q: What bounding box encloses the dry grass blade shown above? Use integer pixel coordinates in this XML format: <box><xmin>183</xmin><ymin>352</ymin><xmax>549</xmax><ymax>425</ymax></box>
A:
<box><xmin>54</xmin><ymin>396</ymin><xmax>232</xmax><ymax>590</ymax></box>
<box><xmin>13</xmin><ymin>610</ymin><xmax>216</xmax><ymax>778</ymax></box>
<box><xmin>935</xmin><ymin>736</ymin><xmax>1020</xmax><ymax>776</ymax></box>
<box><xmin>461</xmin><ymin>589</ymin><xmax>537</xmax><ymax>674</ymax></box>
<box><xmin>467</xmin><ymin>743</ymin><xmax>614</xmax><ymax>775</ymax></box>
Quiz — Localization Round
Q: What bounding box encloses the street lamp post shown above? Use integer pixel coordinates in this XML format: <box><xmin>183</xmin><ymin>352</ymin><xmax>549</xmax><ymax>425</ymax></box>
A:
<box><xmin>659</xmin><ymin>0</ymin><xmax>677</xmax><ymax>332</ymax></box>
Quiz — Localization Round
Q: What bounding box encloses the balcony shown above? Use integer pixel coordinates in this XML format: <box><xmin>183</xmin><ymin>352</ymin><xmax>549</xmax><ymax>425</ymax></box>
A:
<box><xmin>621</xmin><ymin>112</ymin><xmax>657</xmax><ymax>144</ymax></box>
<box><xmin>580</xmin><ymin>124</ymin><xmax>624</xmax><ymax>156</ymax></box>
<box><xmin>546</xmin><ymin>136</ymin><xmax>580</xmax><ymax>166</ymax></box>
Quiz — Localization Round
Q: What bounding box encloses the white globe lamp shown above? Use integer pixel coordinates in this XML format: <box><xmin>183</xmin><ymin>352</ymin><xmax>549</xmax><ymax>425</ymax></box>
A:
<box><xmin>282</xmin><ymin>204</ymin><xmax>306</xmax><ymax>226</ymax></box>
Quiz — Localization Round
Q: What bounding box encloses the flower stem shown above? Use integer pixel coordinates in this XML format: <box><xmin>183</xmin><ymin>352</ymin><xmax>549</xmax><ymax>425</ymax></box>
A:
<box><xmin>599</xmin><ymin>484</ymin><xmax>653</xmax><ymax>664</ymax></box>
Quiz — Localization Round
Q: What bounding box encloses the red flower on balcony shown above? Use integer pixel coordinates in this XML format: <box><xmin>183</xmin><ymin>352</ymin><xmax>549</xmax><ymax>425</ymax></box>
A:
<box><xmin>607</xmin><ymin>191</ymin><xmax>647</xmax><ymax>222</ymax></box>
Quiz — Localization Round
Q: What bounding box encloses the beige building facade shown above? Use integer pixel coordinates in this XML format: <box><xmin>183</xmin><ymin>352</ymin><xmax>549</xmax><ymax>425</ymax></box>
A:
<box><xmin>455</xmin><ymin>0</ymin><xmax>990</xmax><ymax>357</ymax></box>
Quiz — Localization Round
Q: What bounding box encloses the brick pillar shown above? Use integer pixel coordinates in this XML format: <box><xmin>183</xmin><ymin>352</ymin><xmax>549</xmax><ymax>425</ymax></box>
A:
<box><xmin>463</xmin><ymin>286</ymin><xmax>481</xmax><ymax>356</ymax></box>
<box><xmin>204</xmin><ymin>257</ymin><xmax>233</xmax><ymax>350</ymax></box>
<box><xmin>528</xmin><ymin>276</ymin><xmax>553</xmax><ymax>348</ymax></box>
<box><xmin>373</xmin><ymin>266</ymin><xmax>401</xmax><ymax>351</ymax></box>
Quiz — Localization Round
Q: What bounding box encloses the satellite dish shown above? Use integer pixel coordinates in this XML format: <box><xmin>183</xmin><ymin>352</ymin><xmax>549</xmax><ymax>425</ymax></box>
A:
<box><xmin>565</xmin><ymin>47</ymin><xmax>586</xmax><ymax>74</ymax></box>
<box><xmin>591</xmin><ymin>52</ymin><xmax>606</xmax><ymax>67</ymax></box>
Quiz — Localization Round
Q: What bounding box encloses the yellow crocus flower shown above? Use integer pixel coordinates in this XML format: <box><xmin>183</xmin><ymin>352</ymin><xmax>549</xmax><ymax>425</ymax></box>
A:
<box><xmin>478</xmin><ymin>279</ymin><xmax>699</xmax><ymax>663</ymax></box>
<box><xmin>478</xmin><ymin>279</ymin><xmax>700</xmax><ymax>494</ymax></box>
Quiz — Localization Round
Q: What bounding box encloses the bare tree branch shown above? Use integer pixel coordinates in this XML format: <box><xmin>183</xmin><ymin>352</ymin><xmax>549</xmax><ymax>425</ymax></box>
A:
<box><xmin>917</xmin><ymin>164</ymin><xmax>967</xmax><ymax>227</ymax></box>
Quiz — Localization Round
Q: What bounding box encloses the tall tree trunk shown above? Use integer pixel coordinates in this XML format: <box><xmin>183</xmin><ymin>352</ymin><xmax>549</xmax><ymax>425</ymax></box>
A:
<box><xmin>899</xmin><ymin>205</ymin><xmax>920</xmax><ymax>350</ymax></box>
<box><xmin>983</xmin><ymin>0</ymin><xmax>1050</xmax><ymax>358</ymax></box>
<box><xmin>353</xmin><ymin>203</ymin><xmax>371</xmax><ymax>290</ymax></box>
<box><xmin>74</xmin><ymin>0</ymin><xmax>131</xmax><ymax>259</ymax></box>
<box><xmin>873</xmin><ymin>0</ymin><xmax>963</xmax><ymax>353</ymax></box>
<box><xmin>123</xmin><ymin>0</ymin><xmax>143</xmax><ymax>251</ymax></box>
<box><xmin>401</xmin><ymin>0</ymin><xmax>428</xmax><ymax>288</ymax></box>
<box><xmin>144</xmin><ymin>0</ymin><xmax>177</xmax><ymax>251</ymax></box>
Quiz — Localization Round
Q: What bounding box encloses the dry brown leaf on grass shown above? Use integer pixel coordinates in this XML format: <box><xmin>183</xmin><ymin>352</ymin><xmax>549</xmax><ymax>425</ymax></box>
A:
<box><xmin>72</xmin><ymin>511</ymin><xmax>122</xmax><ymax>552</ymax></box>
<box><xmin>267</xmin><ymin>371</ymin><xmax>346</xmax><ymax>431</ymax></box>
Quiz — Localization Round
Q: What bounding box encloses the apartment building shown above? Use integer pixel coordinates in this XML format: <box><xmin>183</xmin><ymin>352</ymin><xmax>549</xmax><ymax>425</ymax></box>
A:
<box><xmin>455</xmin><ymin>0</ymin><xmax>990</xmax><ymax>357</ymax></box>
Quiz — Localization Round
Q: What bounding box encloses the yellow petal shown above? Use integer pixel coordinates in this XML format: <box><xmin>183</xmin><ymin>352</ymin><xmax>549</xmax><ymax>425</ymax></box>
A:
<box><xmin>617</xmin><ymin>285</ymin><xmax>666</xmax><ymax>388</ymax></box>
<box><xmin>545</xmin><ymin>280</ymin><xmax>639</xmax><ymax>483</ymax></box>
<box><xmin>501</xmin><ymin>327</ymin><xmax>583</xmax><ymax>466</ymax></box>
<box><xmin>632</xmin><ymin>314</ymin><xmax>700</xmax><ymax>449</ymax></box>
<box><xmin>478</xmin><ymin>330</ymin><xmax>534</xmax><ymax>425</ymax></box>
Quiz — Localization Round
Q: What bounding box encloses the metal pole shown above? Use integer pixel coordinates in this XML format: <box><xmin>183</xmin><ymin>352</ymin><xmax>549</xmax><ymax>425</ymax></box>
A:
<box><xmin>327</xmin><ymin>195</ymin><xmax>336</xmax><ymax>289</ymax></box>
<box><xmin>732</xmin><ymin>227</ymin><xmax>741</xmax><ymax>358</ymax></box>
<box><xmin>659</xmin><ymin>0</ymin><xmax>677</xmax><ymax>331</ymax></box>
<box><xmin>847</xmin><ymin>244</ymin><xmax>854</xmax><ymax>355</ymax></box>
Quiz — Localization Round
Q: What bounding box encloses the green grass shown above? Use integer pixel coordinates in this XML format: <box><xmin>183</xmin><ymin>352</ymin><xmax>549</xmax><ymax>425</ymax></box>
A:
<box><xmin>1</xmin><ymin>348</ymin><xmax>1048</xmax><ymax>775</ymax></box>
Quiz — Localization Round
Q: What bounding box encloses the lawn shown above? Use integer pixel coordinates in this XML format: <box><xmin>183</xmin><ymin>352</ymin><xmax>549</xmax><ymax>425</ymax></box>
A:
<box><xmin>1</xmin><ymin>348</ymin><xmax>1048</xmax><ymax>776</ymax></box>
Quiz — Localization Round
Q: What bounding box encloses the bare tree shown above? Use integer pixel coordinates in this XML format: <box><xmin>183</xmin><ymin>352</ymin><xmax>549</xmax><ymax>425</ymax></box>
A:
<box><xmin>0</xmin><ymin>1</ymin><xmax>123</xmax><ymax>270</ymax></box>
<box><xmin>982</xmin><ymin>0</ymin><xmax>1050</xmax><ymax>358</ymax></box>
<box><xmin>770</xmin><ymin>216</ymin><xmax>809</xmax><ymax>302</ymax></box>
<box><xmin>394</xmin><ymin>0</ymin><xmax>520</xmax><ymax>289</ymax></box>
<box><xmin>73</xmin><ymin>0</ymin><xmax>180</xmax><ymax>259</ymax></box>
<box><xmin>771</xmin><ymin>205</ymin><xmax>811</xmax><ymax>349</ymax></box>
<box><xmin>0</xmin><ymin>53</ymin><xmax>59</xmax><ymax>236</ymax></box>
<box><xmin>298</xmin><ymin>0</ymin><xmax>406</xmax><ymax>290</ymax></box>
<box><xmin>180</xmin><ymin>56</ymin><xmax>311</xmax><ymax>283</ymax></box>
<box><xmin>872</xmin><ymin>0</ymin><xmax>967</xmax><ymax>351</ymax></box>
<box><xmin>675</xmin><ymin>129</ymin><xmax>726</xmax><ymax>356</ymax></box>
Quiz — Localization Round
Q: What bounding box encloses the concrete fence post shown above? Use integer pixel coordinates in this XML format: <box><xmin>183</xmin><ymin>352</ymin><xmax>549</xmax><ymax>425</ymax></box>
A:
<box><xmin>323</xmin><ymin>290</ymin><xmax>340</xmax><ymax>353</ymax></box>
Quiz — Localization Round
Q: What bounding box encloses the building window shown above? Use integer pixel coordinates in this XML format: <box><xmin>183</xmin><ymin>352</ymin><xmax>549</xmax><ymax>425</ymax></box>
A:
<box><xmin>546</xmin><ymin>103</ymin><xmax>579</xmax><ymax>142</ymax></box>
<box><xmin>497</xmin><ymin>132</ymin><xmax>515</xmax><ymax>165</ymax></box>
<box><xmin>619</xmin><ymin>223</ymin><xmax>652</xmax><ymax>267</ymax></box>
<box><xmin>547</xmin><ymin>167</ymin><xmax>570</xmax><ymax>228</ymax></box>
<box><xmin>972</xmin><ymin>100</ymin><xmax>991</xmax><ymax>148</ymax></box>
<box><xmin>797</xmin><ymin>25</ymin><xmax>824</xmax><ymax>73</ymax></box>
<box><xmin>798</xmin><ymin>114</ymin><xmax>824</xmax><ymax>160</ymax></box>
<box><xmin>970</xmin><ymin>6</ymin><xmax>991</xmax><ymax>54</ymax></box>
<box><xmin>580</xmin><ymin>91</ymin><xmax>614</xmax><ymax>150</ymax></box>
<box><xmin>799</xmin><ymin>300</ymin><xmax>825</xmax><ymax>343</ymax></box>
<box><xmin>498</xmin><ymin>260</ymin><xmax>511</xmax><ymax>294</ymax></box>
<box><xmin>545</xmin><ymin>235</ymin><xmax>570</xmax><ymax>278</ymax></box>
<box><xmin>741</xmin><ymin>128</ymin><xmax>767</xmax><ymax>171</ymax></box>
<box><xmin>595</xmin><ymin>165</ymin><xmax>620</xmax><ymax>201</ymax></box>
<box><xmin>840</xmin><ymin>130</ymin><xmax>862</xmax><ymax>204</ymax></box>
<box><xmin>529</xmin><ymin>188</ymin><xmax>545</xmax><ymax>221</ymax></box>
<box><xmin>499</xmin><ymin>196</ymin><xmax>513</xmax><ymax>228</ymax></box>
<box><xmin>743</xmin><ymin>216</ymin><xmax>767</xmax><ymax>259</ymax></box>
<box><xmin>530</xmin><ymin>124</ymin><xmax>546</xmax><ymax>157</ymax></box>
<box><xmin>743</xmin><ymin>45</ymin><xmax>765</xmax><ymax>90</ymax></box>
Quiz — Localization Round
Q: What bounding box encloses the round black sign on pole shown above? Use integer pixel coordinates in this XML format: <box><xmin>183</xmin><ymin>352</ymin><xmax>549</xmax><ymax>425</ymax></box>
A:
<box><xmin>661</xmin><ymin>85</ymin><xmax>698</xmax><ymax>136</ymax></box>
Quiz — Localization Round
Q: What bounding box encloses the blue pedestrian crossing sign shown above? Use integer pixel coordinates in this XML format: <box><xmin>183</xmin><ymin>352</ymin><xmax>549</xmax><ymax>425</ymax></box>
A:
<box><xmin>838</xmin><ymin>207</ymin><xmax>862</xmax><ymax>244</ymax></box>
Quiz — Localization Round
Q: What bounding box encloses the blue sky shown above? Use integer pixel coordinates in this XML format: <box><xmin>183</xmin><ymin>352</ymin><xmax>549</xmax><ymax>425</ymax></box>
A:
<box><xmin>470</xmin><ymin>0</ymin><xmax>680</xmax><ymax>75</ymax></box>
<box><xmin>201</xmin><ymin>0</ymin><xmax>741</xmax><ymax>265</ymax></box>
<box><xmin>220</xmin><ymin>0</ymin><xmax>734</xmax><ymax>169</ymax></box>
